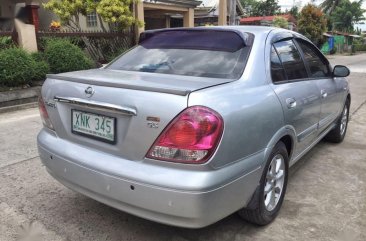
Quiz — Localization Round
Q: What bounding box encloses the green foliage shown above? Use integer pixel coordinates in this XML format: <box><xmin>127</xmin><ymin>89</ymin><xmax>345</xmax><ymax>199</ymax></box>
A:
<box><xmin>239</xmin><ymin>0</ymin><xmax>258</xmax><ymax>16</ymax></box>
<box><xmin>0</xmin><ymin>48</ymin><xmax>49</xmax><ymax>87</ymax></box>
<box><xmin>43</xmin><ymin>0</ymin><xmax>142</xmax><ymax>31</ymax></box>
<box><xmin>298</xmin><ymin>4</ymin><xmax>327</xmax><ymax>47</ymax></box>
<box><xmin>330</xmin><ymin>0</ymin><xmax>365</xmax><ymax>32</ymax></box>
<box><xmin>250</xmin><ymin>0</ymin><xmax>281</xmax><ymax>16</ymax></box>
<box><xmin>96</xmin><ymin>0</ymin><xmax>142</xmax><ymax>28</ymax></box>
<box><xmin>0</xmin><ymin>36</ymin><xmax>15</xmax><ymax>49</ymax></box>
<box><xmin>320</xmin><ymin>0</ymin><xmax>341</xmax><ymax>14</ymax></box>
<box><xmin>31</xmin><ymin>52</ymin><xmax>50</xmax><ymax>81</ymax></box>
<box><xmin>288</xmin><ymin>6</ymin><xmax>299</xmax><ymax>19</ymax></box>
<box><xmin>354</xmin><ymin>44</ymin><xmax>366</xmax><ymax>51</ymax></box>
<box><xmin>272</xmin><ymin>16</ymin><xmax>288</xmax><ymax>29</ymax></box>
<box><xmin>38</xmin><ymin>36</ymin><xmax>85</xmax><ymax>51</ymax></box>
<box><xmin>44</xmin><ymin>39</ymin><xmax>94</xmax><ymax>73</ymax></box>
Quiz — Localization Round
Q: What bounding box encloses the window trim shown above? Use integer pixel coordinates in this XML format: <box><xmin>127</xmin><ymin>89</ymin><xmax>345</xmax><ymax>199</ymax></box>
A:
<box><xmin>293</xmin><ymin>38</ymin><xmax>332</xmax><ymax>80</ymax></box>
<box><xmin>271</xmin><ymin>39</ymin><xmax>309</xmax><ymax>84</ymax></box>
<box><xmin>270</xmin><ymin>45</ymin><xmax>288</xmax><ymax>83</ymax></box>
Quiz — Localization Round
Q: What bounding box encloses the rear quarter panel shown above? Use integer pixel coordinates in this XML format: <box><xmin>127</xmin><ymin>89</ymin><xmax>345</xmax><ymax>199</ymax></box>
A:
<box><xmin>189</xmin><ymin>31</ymin><xmax>285</xmax><ymax>169</ymax></box>
<box><xmin>189</xmin><ymin>82</ymin><xmax>284</xmax><ymax>169</ymax></box>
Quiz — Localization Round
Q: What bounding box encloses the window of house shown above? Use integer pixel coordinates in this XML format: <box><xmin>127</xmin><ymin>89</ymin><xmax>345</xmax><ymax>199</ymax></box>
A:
<box><xmin>86</xmin><ymin>11</ymin><xmax>98</xmax><ymax>27</ymax></box>
<box><xmin>271</xmin><ymin>46</ymin><xmax>287</xmax><ymax>83</ymax></box>
<box><xmin>296</xmin><ymin>39</ymin><xmax>331</xmax><ymax>78</ymax></box>
<box><xmin>274</xmin><ymin>40</ymin><xmax>308</xmax><ymax>81</ymax></box>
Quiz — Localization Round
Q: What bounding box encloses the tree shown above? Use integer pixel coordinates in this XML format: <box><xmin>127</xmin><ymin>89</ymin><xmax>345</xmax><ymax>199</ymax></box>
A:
<box><xmin>298</xmin><ymin>4</ymin><xmax>327</xmax><ymax>47</ymax></box>
<box><xmin>44</xmin><ymin>0</ymin><xmax>141</xmax><ymax>32</ymax></box>
<box><xmin>43</xmin><ymin>0</ymin><xmax>142</xmax><ymax>61</ymax></box>
<box><xmin>320</xmin><ymin>0</ymin><xmax>341</xmax><ymax>14</ymax></box>
<box><xmin>240</xmin><ymin>0</ymin><xmax>258</xmax><ymax>16</ymax></box>
<box><xmin>272</xmin><ymin>16</ymin><xmax>288</xmax><ymax>28</ymax></box>
<box><xmin>250</xmin><ymin>0</ymin><xmax>281</xmax><ymax>16</ymax></box>
<box><xmin>288</xmin><ymin>5</ymin><xmax>299</xmax><ymax>19</ymax></box>
<box><xmin>330</xmin><ymin>0</ymin><xmax>365</xmax><ymax>32</ymax></box>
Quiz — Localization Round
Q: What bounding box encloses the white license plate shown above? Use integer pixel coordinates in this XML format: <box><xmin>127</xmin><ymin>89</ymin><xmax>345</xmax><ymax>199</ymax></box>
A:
<box><xmin>72</xmin><ymin>110</ymin><xmax>116</xmax><ymax>143</ymax></box>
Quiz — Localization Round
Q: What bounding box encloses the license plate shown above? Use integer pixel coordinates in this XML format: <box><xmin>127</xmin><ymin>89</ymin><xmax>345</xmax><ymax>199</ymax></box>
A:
<box><xmin>71</xmin><ymin>110</ymin><xmax>116</xmax><ymax>143</ymax></box>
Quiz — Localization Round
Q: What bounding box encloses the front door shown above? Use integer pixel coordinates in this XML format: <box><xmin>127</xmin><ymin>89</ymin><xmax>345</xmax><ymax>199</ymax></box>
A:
<box><xmin>295</xmin><ymin>39</ymin><xmax>341</xmax><ymax>133</ymax></box>
<box><xmin>270</xmin><ymin>40</ymin><xmax>321</xmax><ymax>159</ymax></box>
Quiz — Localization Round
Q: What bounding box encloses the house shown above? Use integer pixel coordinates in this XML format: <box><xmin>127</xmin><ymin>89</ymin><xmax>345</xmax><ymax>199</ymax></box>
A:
<box><xmin>321</xmin><ymin>31</ymin><xmax>361</xmax><ymax>54</ymax></box>
<box><xmin>194</xmin><ymin>0</ymin><xmax>245</xmax><ymax>26</ymax></box>
<box><xmin>1</xmin><ymin>0</ymin><xmax>236</xmax><ymax>52</ymax></box>
<box><xmin>240</xmin><ymin>14</ymin><xmax>296</xmax><ymax>31</ymax></box>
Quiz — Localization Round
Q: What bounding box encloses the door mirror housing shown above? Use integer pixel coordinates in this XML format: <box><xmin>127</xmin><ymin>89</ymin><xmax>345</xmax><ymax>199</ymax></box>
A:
<box><xmin>333</xmin><ymin>65</ymin><xmax>350</xmax><ymax>77</ymax></box>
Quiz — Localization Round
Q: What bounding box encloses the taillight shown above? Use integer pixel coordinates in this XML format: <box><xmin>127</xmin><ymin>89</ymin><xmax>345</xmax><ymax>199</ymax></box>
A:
<box><xmin>146</xmin><ymin>106</ymin><xmax>223</xmax><ymax>164</ymax></box>
<box><xmin>38</xmin><ymin>96</ymin><xmax>54</xmax><ymax>130</ymax></box>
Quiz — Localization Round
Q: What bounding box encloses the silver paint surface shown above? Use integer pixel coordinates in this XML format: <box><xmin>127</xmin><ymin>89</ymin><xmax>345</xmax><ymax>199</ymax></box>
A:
<box><xmin>37</xmin><ymin>26</ymin><xmax>349</xmax><ymax>228</ymax></box>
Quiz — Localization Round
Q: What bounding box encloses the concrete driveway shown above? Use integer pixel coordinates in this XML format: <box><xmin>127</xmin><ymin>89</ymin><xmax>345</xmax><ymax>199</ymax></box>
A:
<box><xmin>1</xmin><ymin>54</ymin><xmax>366</xmax><ymax>241</ymax></box>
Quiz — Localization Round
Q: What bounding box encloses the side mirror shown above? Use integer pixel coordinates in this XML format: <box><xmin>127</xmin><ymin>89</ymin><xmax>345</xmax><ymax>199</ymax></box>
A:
<box><xmin>333</xmin><ymin>65</ymin><xmax>350</xmax><ymax>77</ymax></box>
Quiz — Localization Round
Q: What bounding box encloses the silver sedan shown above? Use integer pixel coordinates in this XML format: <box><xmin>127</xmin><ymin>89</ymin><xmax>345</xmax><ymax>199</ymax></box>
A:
<box><xmin>37</xmin><ymin>26</ymin><xmax>350</xmax><ymax>228</ymax></box>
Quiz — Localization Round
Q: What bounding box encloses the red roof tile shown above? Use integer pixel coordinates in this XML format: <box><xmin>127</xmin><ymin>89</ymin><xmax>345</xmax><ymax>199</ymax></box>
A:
<box><xmin>240</xmin><ymin>14</ymin><xmax>294</xmax><ymax>24</ymax></box>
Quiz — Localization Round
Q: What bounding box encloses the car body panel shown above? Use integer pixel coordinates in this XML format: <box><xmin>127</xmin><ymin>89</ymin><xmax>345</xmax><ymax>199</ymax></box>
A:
<box><xmin>37</xmin><ymin>26</ymin><xmax>350</xmax><ymax>228</ymax></box>
<box><xmin>38</xmin><ymin>130</ymin><xmax>264</xmax><ymax>228</ymax></box>
<box><xmin>46</xmin><ymin>68</ymin><xmax>234</xmax><ymax>96</ymax></box>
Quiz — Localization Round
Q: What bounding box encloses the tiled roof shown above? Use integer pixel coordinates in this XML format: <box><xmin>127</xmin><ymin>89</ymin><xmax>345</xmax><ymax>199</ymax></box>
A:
<box><xmin>240</xmin><ymin>14</ymin><xmax>294</xmax><ymax>23</ymax></box>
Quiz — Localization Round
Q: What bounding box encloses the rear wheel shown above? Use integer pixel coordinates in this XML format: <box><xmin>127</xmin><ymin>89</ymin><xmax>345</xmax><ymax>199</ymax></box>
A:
<box><xmin>238</xmin><ymin>141</ymin><xmax>289</xmax><ymax>225</ymax></box>
<box><xmin>324</xmin><ymin>99</ymin><xmax>350</xmax><ymax>143</ymax></box>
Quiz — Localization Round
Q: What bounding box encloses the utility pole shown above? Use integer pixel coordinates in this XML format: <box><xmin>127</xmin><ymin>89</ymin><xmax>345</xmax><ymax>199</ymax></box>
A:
<box><xmin>229</xmin><ymin>0</ymin><xmax>236</xmax><ymax>25</ymax></box>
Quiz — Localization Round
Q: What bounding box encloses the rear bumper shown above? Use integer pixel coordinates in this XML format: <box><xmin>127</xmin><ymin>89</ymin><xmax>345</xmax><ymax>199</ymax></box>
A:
<box><xmin>37</xmin><ymin>129</ymin><xmax>265</xmax><ymax>228</ymax></box>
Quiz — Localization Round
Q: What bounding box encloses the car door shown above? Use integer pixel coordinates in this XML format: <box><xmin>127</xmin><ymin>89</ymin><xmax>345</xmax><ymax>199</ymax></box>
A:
<box><xmin>270</xmin><ymin>39</ymin><xmax>321</xmax><ymax>159</ymax></box>
<box><xmin>294</xmin><ymin>39</ymin><xmax>341</xmax><ymax>133</ymax></box>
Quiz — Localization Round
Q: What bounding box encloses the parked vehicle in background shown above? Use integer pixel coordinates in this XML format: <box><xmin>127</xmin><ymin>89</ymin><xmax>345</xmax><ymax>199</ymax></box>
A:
<box><xmin>37</xmin><ymin>26</ymin><xmax>351</xmax><ymax>228</ymax></box>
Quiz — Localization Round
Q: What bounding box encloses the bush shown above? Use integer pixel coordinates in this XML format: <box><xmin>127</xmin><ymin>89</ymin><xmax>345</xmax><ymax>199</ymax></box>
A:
<box><xmin>0</xmin><ymin>48</ymin><xmax>49</xmax><ymax>87</ymax></box>
<box><xmin>0</xmin><ymin>36</ymin><xmax>15</xmax><ymax>49</ymax></box>
<box><xmin>44</xmin><ymin>39</ymin><xmax>94</xmax><ymax>73</ymax></box>
<box><xmin>38</xmin><ymin>37</ymin><xmax>85</xmax><ymax>51</ymax></box>
<box><xmin>354</xmin><ymin>44</ymin><xmax>366</xmax><ymax>52</ymax></box>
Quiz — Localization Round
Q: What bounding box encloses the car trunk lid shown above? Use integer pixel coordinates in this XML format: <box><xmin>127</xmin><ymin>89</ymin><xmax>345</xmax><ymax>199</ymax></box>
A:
<box><xmin>42</xmin><ymin>69</ymin><xmax>231</xmax><ymax>161</ymax></box>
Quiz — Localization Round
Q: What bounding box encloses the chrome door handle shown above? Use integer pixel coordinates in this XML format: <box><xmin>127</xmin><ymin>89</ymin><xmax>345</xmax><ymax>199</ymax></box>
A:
<box><xmin>286</xmin><ymin>98</ymin><xmax>297</xmax><ymax>109</ymax></box>
<box><xmin>321</xmin><ymin>90</ymin><xmax>328</xmax><ymax>98</ymax></box>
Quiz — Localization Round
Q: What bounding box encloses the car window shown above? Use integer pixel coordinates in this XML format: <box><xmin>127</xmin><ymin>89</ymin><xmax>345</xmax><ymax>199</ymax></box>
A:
<box><xmin>296</xmin><ymin>39</ymin><xmax>331</xmax><ymax>78</ymax></box>
<box><xmin>273</xmin><ymin>40</ymin><xmax>308</xmax><ymax>81</ymax></box>
<box><xmin>107</xmin><ymin>30</ymin><xmax>251</xmax><ymax>79</ymax></box>
<box><xmin>270</xmin><ymin>46</ymin><xmax>287</xmax><ymax>83</ymax></box>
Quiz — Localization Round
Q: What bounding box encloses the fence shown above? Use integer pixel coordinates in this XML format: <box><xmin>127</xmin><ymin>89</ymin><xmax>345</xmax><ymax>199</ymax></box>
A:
<box><xmin>36</xmin><ymin>29</ymin><xmax>135</xmax><ymax>63</ymax></box>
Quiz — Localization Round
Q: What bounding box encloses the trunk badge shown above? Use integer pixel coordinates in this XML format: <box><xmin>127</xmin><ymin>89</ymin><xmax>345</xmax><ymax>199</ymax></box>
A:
<box><xmin>85</xmin><ymin>86</ymin><xmax>95</xmax><ymax>98</ymax></box>
<box><xmin>147</xmin><ymin>116</ymin><xmax>160</xmax><ymax>129</ymax></box>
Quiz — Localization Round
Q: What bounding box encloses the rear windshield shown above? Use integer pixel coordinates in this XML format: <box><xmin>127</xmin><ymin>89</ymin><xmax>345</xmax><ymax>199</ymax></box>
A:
<box><xmin>106</xmin><ymin>30</ymin><xmax>251</xmax><ymax>79</ymax></box>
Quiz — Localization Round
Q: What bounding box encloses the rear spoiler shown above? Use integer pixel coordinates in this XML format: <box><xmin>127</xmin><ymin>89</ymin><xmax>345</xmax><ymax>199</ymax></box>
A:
<box><xmin>46</xmin><ymin>74</ymin><xmax>191</xmax><ymax>96</ymax></box>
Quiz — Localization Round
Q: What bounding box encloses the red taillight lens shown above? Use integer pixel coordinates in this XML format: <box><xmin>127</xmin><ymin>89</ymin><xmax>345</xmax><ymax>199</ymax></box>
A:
<box><xmin>38</xmin><ymin>96</ymin><xmax>54</xmax><ymax>130</ymax></box>
<box><xmin>146</xmin><ymin>106</ymin><xmax>223</xmax><ymax>164</ymax></box>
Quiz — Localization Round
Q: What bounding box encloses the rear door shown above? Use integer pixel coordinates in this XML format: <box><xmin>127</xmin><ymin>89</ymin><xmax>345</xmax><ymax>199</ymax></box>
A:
<box><xmin>294</xmin><ymin>39</ymin><xmax>341</xmax><ymax>133</ymax></box>
<box><xmin>270</xmin><ymin>39</ymin><xmax>321</xmax><ymax>158</ymax></box>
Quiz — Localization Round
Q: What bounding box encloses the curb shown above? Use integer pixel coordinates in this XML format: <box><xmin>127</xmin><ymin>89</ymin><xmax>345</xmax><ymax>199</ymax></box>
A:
<box><xmin>0</xmin><ymin>102</ymin><xmax>38</xmax><ymax>114</ymax></box>
<box><xmin>0</xmin><ymin>86</ymin><xmax>41</xmax><ymax>113</ymax></box>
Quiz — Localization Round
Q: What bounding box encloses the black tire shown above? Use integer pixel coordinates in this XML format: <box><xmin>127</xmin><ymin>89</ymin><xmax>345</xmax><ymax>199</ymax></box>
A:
<box><xmin>238</xmin><ymin>141</ymin><xmax>289</xmax><ymax>226</ymax></box>
<box><xmin>324</xmin><ymin>99</ymin><xmax>350</xmax><ymax>143</ymax></box>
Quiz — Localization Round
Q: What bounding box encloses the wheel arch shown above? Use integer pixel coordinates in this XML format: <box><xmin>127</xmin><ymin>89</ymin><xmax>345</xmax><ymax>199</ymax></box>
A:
<box><xmin>264</xmin><ymin>126</ymin><xmax>296</xmax><ymax>163</ymax></box>
<box><xmin>245</xmin><ymin>127</ymin><xmax>294</xmax><ymax>210</ymax></box>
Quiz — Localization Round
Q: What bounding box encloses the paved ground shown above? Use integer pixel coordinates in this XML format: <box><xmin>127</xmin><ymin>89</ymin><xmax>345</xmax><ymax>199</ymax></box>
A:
<box><xmin>0</xmin><ymin>54</ymin><xmax>366</xmax><ymax>241</ymax></box>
